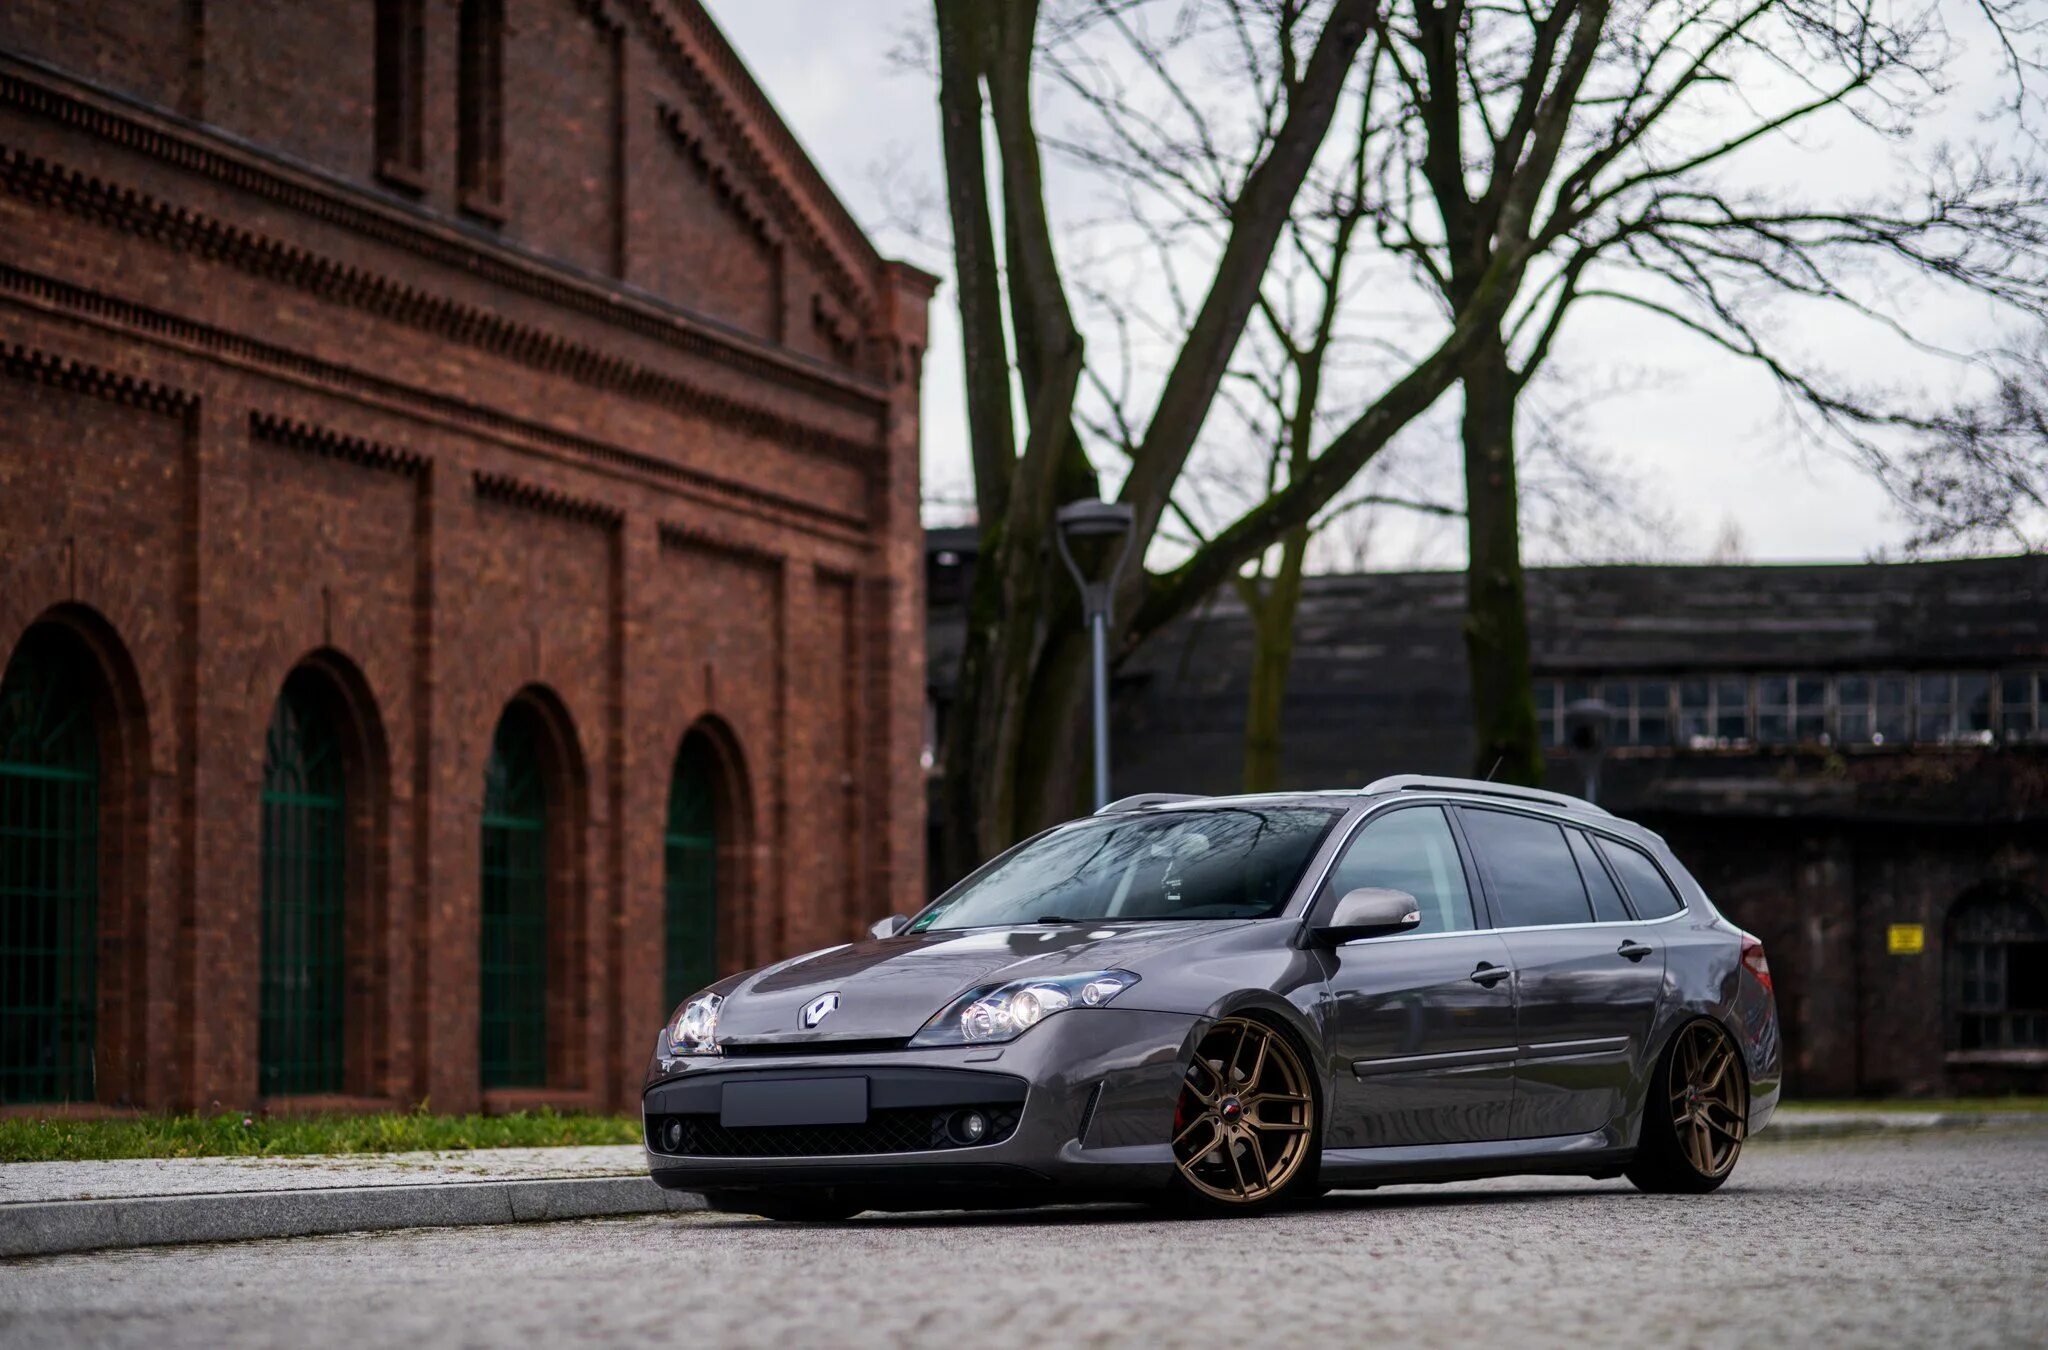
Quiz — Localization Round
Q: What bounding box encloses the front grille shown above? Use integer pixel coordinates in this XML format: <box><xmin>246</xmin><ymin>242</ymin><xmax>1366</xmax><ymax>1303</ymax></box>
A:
<box><xmin>648</xmin><ymin>1104</ymin><xmax>1020</xmax><ymax>1158</ymax></box>
<box><xmin>718</xmin><ymin>1037</ymin><xmax>911</xmax><ymax>1059</ymax></box>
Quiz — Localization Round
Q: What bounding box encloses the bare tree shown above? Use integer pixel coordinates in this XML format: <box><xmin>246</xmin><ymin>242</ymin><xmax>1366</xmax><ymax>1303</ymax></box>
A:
<box><xmin>931</xmin><ymin>0</ymin><xmax>2048</xmax><ymax>875</ymax></box>
<box><xmin>1358</xmin><ymin>0</ymin><xmax>2048</xmax><ymax>781</ymax></box>
<box><xmin>934</xmin><ymin>0</ymin><xmax>1510</xmax><ymax>873</ymax></box>
<box><xmin>1890</xmin><ymin>340</ymin><xmax>2048</xmax><ymax>551</ymax></box>
<box><xmin>1058</xmin><ymin>40</ymin><xmax>1460</xmax><ymax>793</ymax></box>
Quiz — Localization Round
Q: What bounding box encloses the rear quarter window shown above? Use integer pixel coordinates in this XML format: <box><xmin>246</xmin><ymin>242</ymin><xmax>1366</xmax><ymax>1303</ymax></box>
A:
<box><xmin>1595</xmin><ymin>837</ymin><xmax>1686</xmax><ymax>919</ymax></box>
<box><xmin>1458</xmin><ymin>808</ymin><xmax>1594</xmax><ymax>928</ymax></box>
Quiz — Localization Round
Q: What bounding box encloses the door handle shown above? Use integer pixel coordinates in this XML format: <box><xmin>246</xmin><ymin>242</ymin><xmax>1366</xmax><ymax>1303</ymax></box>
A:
<box><xmin>1469</xmin><ymin>962</ymin><xmax>1512</xmax><ymax>988</ymax></box>
<box><xmin>1617</xmin><ymin>941</ymin><xmax>1653</xmax><ymax>962</ymax></box>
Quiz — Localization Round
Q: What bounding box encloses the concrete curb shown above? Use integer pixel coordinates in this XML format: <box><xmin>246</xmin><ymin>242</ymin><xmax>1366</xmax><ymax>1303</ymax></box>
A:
<box><xmin>1760</xmin><ymin>1112</ymin><xmax>2048</xmax><ymax>1142</ymax></box>
<box><xmin>1</xmin><ymin>1175</ymin><xmax>704</xmax><ymax>1260</ymax></box>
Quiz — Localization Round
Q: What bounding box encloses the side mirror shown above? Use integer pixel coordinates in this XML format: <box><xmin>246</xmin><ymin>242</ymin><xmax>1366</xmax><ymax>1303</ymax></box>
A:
<box><xmin>1314</xmin><ymin>887</ymin><xmax>1421</xmax><ymax>944</ymax></box>
<box><xmin>870</xmin><ymin>914</ymin><xmax>911</xmax><ymax>940</ymax></box>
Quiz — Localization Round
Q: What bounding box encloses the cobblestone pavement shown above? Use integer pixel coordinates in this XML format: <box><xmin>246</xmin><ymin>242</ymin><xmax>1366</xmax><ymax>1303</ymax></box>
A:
<box><xmin>3</xmin><ymin>1129</ymin><xmax>2043</xmax><ymax>1349</ymax></box>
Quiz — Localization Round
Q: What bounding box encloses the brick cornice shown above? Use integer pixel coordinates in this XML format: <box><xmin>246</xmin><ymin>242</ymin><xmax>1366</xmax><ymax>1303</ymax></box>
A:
<box><xmin>626</xmin><ymin>0</ymin><xmax>881</xmax><ymax>320</ymax></box>
<box><xmin>657</xmin><ymin>519</ymin><xmax>784</xmax><ymax>568</ymax></box>
<box><xmin>474</xmin><ymin>470</ymin><xmax>626</xmax><ymax>530</ymax></box>
<box><xmin>655</xmin><ymin>99</ymin><xmax>780</xmax><ymax>248</ymax></box>
<box><xmin>0</xmin><ymin>144</ymin><xmax>885</xmax><ymax>461</ymax></box>
<box><xmin>249</xmin><ymin>411</ymin><xmax>427</xmax><ymax>478</ymax></box>
<box><xmin>0</xmin><ymin>338</ymin><xmax>195</xmax><ymax>414</ymax></box>
<box><xmin>0</xmin><ymin>260</ymin><xmax>869</xmax><ymax>540</ymax></box>
<box><xmin>0</xmin><ymin>59</ymin><xmax>890</xmax><ymax>420</ymax></box>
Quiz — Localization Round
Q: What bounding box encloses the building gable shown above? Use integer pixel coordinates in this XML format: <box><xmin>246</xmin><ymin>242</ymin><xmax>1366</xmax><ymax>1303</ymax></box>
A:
<box><xmin>0</xmin><ymin>0</ymin><xmax>889</xmax><ymax>369</ymax></box>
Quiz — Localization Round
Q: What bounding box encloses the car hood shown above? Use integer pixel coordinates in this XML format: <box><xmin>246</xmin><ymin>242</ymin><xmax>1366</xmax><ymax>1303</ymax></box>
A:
<box><xmin>713</xmin><ymin>921</ymin><xmax>1243</xmax><ymax>1047</ymax></box>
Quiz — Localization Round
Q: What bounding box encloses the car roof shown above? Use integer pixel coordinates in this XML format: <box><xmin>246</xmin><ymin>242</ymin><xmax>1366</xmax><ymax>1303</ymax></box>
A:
<box><xmin>1097</xmin><ymin>774</ymin><xmax>1605</xmax><ymax>819</ymax></box>
<box><xmin>1094</xmin><ymin>776</ymin><xmax>1662</xmax><ymax>839</ymax></box>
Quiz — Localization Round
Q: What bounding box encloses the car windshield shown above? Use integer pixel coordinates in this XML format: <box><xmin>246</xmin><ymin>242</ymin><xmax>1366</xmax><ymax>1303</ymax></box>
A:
<box><xmin>909</xmin><ymin>807</ymin><xmax>1339</xmax><ymax>932</ymax></box>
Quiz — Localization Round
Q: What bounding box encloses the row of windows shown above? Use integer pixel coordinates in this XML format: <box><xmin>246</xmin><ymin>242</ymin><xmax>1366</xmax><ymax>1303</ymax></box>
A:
<box><xmin>1325</xmin><ymin>804</ymin><xmax>1684</xmax><ymax>936</ymax></box>
<box><xmin>1537</xmin><ymin>671</ymin><xmax>2048</xmax><ymax>750</ymax></box>
<box><xmin>2</xmin><ymin>624</ymin><xmax>729</xmax><ymax>1104</ymax></box>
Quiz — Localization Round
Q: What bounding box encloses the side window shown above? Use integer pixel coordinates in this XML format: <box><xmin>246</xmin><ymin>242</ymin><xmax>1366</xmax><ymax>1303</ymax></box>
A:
<box><xmin>1459</xmin><ymin>809</ymin><xmax>1594</xmax><ymax>928</ymax></box>
<box><xmin>1567</xmin><ymin>829</ymin><xmax>1632</xmax><ymax>923</ymax></box>
<box><xmin>1596</xmin><ymin>838</ymin><xmax>1686</xmax><ymax>919</ymax></box>
<box><xmin>1323</xmin><ymin>807</ymin><xmax>1476</xmax><ymax>935</ymax></box>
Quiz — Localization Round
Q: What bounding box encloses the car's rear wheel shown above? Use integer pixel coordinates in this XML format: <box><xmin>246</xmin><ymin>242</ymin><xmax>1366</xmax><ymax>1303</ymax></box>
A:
<box><xmin>1166</xmin><ymin>1015</ymin><xmax>1318</xmax><ymax>1214</ymax></box>
<box><xmin>702</xmin><ymin>1189</ymin><xmax>865</xmax><ymax>1222</ymax></box>
<box><xmin>1627</xmin><ymin>1017</ymin><xmax>1749</xmax><ymax>1194</ymax></box>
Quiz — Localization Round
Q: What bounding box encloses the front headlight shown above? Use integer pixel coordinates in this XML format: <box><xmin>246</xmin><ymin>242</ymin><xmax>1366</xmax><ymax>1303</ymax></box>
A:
<box><xmin>667</xmin><ymin>992</ymin><xmax>723</xmax><ymax>1056</ymax></box>
<box><xmin>909</xmin><ymin>969</ymin><xmax>1139</xmax><ymax>1047</ymax></box>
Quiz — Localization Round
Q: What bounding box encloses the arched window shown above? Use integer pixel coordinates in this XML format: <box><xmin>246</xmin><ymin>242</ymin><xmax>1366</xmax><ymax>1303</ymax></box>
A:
<box><xmin>259</xmin><ymin>672</ymin><xmax>347</xmax><ymax>1097</ymax></box>
<box><xmin>0</xmin><ymin>628</ymin><xmax>101</xmax><ymax>1103</ymax></box>
<box><xmin>1949</xmin><ymin>888</ymin><xmax>2048</xmax><ymax>1052</ymax></box>
<box><xmin>481</xmin><ymin>703</ymin><xmax>549</xmax><ymax>1088</ymax></box>
<box><xmin>665</xmin><ymin>734</ymin><xmax>719</xmax><ymax>1008</ymax></box>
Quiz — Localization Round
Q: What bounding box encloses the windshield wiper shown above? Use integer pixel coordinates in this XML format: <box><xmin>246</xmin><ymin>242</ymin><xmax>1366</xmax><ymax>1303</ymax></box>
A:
<box><xmin>1034</xmin><ymin>914</ymin><xmax>1084</xmax><ymax>925</ymax></box>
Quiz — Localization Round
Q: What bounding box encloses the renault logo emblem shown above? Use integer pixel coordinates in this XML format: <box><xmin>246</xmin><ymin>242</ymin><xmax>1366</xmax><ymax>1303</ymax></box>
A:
<box><xmin>801</xmin><ymin>993</ymin><xmax>840</xmax><ymax>1029</ymax></box>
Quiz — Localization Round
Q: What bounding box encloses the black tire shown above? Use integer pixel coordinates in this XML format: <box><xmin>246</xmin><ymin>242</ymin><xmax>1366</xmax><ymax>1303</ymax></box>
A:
<box><xmin>701</xmin><ymin>1189</ymin><xmax>866</xmax><ymax>1222</ymax></box>
<box><xmin>1627</xmin><ymin>1017</ymin><xmax>1749</xmax><ymax>1195</ymax></box>
<box><xmin>1161</xmin><ymin>1015</ymin><xmax>1321</xmax><ymax>1217</ymax></box>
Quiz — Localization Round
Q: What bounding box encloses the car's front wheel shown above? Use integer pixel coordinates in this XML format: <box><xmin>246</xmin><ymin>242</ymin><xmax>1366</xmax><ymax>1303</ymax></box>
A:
<box><xmin>1166</xmin><ymin>1015</ymin><xmax>1319</xmax><ymax>1215</ymax></box>
<box><xmin>1627</xmin><ymin>1017</ymin><xmax>1749</xmax><ymax>1194</ymax></box>
<box><xmin>702</xmin><ymin>1189</ymin><xmax>865</xmax><ymax>1222</ymax></box>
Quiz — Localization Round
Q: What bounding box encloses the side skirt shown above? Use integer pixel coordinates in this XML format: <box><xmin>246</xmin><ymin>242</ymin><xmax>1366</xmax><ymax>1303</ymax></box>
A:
<box><xmin>1318</xmin><ymin>1129</ymin><xmax>1632</xmax><ymax>1187</ymax></box>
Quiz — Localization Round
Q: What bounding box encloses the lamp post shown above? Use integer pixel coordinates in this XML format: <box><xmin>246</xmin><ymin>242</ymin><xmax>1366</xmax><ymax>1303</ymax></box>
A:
<box><xmin>1053</xmin><ymin>498</ymin><xmax>1137</xmax><ymax>811</ymax></box>
<box><xmin>1564</xmin><ymin>697</ymin><xmax>1613</xmax><ymax>804</ymax></box>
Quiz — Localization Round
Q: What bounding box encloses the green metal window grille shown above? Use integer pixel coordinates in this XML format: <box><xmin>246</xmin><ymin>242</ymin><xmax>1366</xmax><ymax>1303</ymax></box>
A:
<box><xmin>480</xmin><ymin>708</ymin><xmax>548</xmax><ymax>1088</ymax></box>
<box><xmin>0</xmin><ymin>635</ymin><xmax>100</xmax><ymax>1105</ymax></box>
<box><xmin>259</xmin><ymin>678</ymin><xmax>347</xmax><ymax>1097</ymax></box>
<box><xmin>664</xmin><ymin>737</ymin><xmax>718</xmax><ymax>1009</ymax></box>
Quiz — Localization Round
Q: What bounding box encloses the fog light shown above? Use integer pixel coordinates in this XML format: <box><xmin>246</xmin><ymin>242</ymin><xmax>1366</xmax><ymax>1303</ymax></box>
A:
<box><xmin>949</xmin><ymin>1110</ymin><xmax>989</xmax><ymax>1145</ymax></box>
<box><xmin>661</xmin><ymin>1117</ymin><xmax>684</xmax><ymax>1152</ymax></box>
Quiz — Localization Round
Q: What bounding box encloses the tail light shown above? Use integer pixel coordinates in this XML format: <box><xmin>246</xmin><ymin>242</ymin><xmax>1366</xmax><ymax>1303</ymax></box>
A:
<box><xmin>1740</xmin><ymin>934</ymin><xmax>1773</xmax><ymax>996</ymax></box>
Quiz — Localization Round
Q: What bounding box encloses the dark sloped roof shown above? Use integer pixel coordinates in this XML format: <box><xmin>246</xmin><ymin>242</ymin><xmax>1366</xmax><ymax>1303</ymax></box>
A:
<box><xmin>927</xmin><ymin>549</ymin><xmax>2048</xmax><ymax>820</ymax></box>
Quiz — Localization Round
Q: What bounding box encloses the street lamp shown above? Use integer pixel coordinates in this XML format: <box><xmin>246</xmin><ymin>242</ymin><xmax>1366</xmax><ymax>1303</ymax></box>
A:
<box><xmin>1564</xmin><ymin>697</ymin><xmax>1613</xmax><ymax>804</ymax></box>
<box><xmin>1054</xmin><ymin>498</ymin><xmax>1137</xmax><ymax>811</ymax></box>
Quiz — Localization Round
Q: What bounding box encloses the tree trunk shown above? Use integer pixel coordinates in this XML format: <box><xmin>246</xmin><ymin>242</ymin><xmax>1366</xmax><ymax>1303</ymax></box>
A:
<box><xmin>1238</xmin><ymin>523</ymin><xmax>1309</xmax><ymax>793</ymax></box>
<box><xmin>1459</xmin><ymin>332</ymin><xmax>1544</xmax><ymax>786</ymax></box>
<box><xmin>936</xmin><ymin>530</ymin><xmax>1095</xmax><ymax>889</ymax></box>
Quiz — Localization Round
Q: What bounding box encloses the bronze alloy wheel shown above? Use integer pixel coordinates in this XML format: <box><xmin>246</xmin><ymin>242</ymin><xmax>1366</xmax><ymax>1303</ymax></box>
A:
<box><xmin>1171</xmin><ymin>1017</ymin><xmax>1315</xmax><ymax>1206</ymax></box>
<box><xmin>1669</xmin><ymin>1019</ymin><xmax>1748</xmax><ymax>1178</ymax></box>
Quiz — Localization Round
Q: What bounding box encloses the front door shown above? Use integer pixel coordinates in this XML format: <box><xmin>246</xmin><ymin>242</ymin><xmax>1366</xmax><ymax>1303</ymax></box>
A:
<box><xmin>1456</xmin><ymin>808</ymin><xmax>1667</xmax><ymax>1139</ymax></box>
<box><xmin>1314</xmin><ymin>806</ymin><xmax>1519</xmax><ymax>1148</ymax></box>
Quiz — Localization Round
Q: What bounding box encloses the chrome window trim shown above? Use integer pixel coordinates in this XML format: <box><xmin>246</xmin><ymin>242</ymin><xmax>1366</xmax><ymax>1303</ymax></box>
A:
<box><xmin>1328</xmin><ymin>908</ymin><xmax>1690</xmax><ymax>949</ymax></box>
<box><xmin>1292</xmin><ymin>792</ymin><xmax>1693</xmax><ymax>934</ymax></box>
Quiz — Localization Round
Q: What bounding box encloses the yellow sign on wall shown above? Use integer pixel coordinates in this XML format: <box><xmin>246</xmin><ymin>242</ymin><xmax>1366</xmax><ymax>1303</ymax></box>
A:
<box><xmin>1887</xmin><ymin>923</ymin><xmax>1926</xmax><ymax>956</ymax></box>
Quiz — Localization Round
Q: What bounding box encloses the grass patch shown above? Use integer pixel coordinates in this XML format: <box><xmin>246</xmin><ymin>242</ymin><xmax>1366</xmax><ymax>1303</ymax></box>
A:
<box><xmin>1777</xmin><ymin>1097</ymin><xmax>2048</xmax><ymax>1115</ymax></box>
<box><xmin>0</xmin><ymin>1106</ymin><xmax>639</xmax><ymax>1163</ymax></box>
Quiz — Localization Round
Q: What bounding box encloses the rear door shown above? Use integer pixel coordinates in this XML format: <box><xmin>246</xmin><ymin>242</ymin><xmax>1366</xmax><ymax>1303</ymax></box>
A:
<box><xmin>1313</xmin><ymin>805</ymin><xmax>1519</xmax><ymax>1148</ymax></box>
<box><xmin>1456</xmin><ymin>807</ymin><xmax>1667</xmax><ymax>1140</ymax></box>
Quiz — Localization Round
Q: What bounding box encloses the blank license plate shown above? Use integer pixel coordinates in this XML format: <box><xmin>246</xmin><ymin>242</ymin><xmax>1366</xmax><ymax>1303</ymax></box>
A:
<box><xmin>720</xmin><ymin>1077</ymin><xmax>868</xmax><ymax>1128</ymax></box>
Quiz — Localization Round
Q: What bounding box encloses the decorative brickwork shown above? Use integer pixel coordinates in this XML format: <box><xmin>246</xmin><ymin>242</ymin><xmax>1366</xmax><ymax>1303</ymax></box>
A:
<box><xmin>0</xmin><ymin>0</ymin><xmax>935</xmax><ymax>1115</ymax></box>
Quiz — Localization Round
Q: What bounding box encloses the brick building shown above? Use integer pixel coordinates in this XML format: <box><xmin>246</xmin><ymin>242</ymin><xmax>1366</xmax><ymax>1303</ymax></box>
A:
<box><xmin>930</xmin><ymin>540</ymin><xmax>2048</xmax><ymax>1098</ymax></box>
<box><xmin>0</xmin><ymin>1</ymin><xmax>933</xmax><ymax>1114</ymax></box>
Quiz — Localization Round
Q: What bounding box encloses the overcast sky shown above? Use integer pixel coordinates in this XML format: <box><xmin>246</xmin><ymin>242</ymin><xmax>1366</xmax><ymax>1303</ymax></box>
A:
<box><xmin>704</xmin><ymin>0</ymin><xmax>2031</xmax><ymax>567</ymax></box>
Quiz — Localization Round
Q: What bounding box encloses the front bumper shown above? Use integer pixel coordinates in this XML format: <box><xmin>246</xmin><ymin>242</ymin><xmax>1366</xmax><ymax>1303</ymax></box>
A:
<box><xmin>641</xmin><ymin>1008</ymin><xmax>1202</xmax><ymax>1200</ymax></box>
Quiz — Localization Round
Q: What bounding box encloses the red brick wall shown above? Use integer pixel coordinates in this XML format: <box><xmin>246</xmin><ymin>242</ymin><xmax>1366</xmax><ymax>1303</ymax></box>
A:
<box><xmin>0</xmin><ymin>0</ymin><xmax>933</xmax><ymax>1114</ymax></box>
<box><xmin>207</xmin><ymin>2</ymin><xmax>381</xmax><ymax>181</ymax></box>
<box><xmin>0</xmin><ymin>0</ymin><xmax>189</xmax><ymax>111</ymax></box>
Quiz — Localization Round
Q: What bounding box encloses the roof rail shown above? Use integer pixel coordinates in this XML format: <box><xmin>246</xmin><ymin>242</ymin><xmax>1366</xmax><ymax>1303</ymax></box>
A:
<box><xmin>1094</xmin><ymin>792</ymin><xmax>1203</xmax><ymax>815</ymax></box>
<box><xmin>1360</xmin><ymin>775</ymin><xmax>1612</xmax><ymax>817</ymax></box>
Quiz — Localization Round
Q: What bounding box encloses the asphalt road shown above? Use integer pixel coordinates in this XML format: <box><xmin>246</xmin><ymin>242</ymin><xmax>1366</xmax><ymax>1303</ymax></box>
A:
<box><xmin>4</xmin><ymin>1129</ymin><xmax>2045</xmax><ymax>1349</ymax></box>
